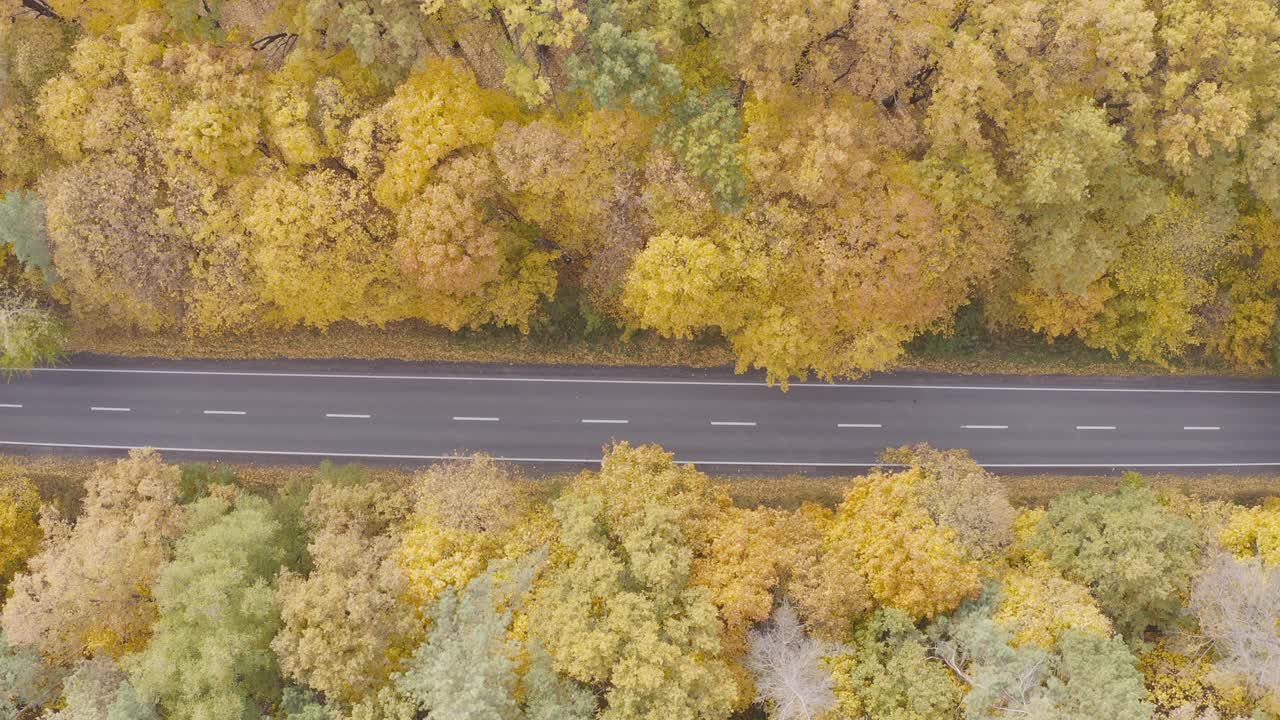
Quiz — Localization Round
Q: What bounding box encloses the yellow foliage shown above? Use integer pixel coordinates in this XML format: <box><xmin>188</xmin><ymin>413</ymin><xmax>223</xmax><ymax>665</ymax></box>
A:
<box><xmin>828</xmin><ymin>468</ymin><xmax>982</xmax><ymax>619</ymax></box>
<box><xmin>691</xmin><ymin>506</ymin><xmax>810</xmax><ymax>709</ymax></box>
<box><xmin>994</xmin><ymin>564</ymin><xmax>1113</xmax><ymax>647</ymax></box>
<box><xmin>785</xmin><ymin>502</ymin><xmax>875</xmax><ymax>641</ymax></box>
<box><xmin>1219</xmin><ymin>503</ymin><xmax>1280</xmax><ymax>566</ymax></box>
<box><xmin>244</xmin><ymin>169</ymin><xmax>424</xmax><ymax>329</ymax></box>
<box><xmin>1140</xmin><ymin>642</ymin><xmax>1255</xmax><ymax>718</ymax></box>
<box><xmin>263</xmin><ymin>48</ymin><xmax>379</xmax><ymax>167</ymax></box>
<box><xmin>0</xmin><ymin>470</ymin><xmax>41</xmax><ymax>594</ymax></box>
<box><xmin>397</xmin><ymin>513</ymin><xmax>497</xmax><ymax>610</ymax></box>
<box><xmin>361</xmin><ymin>58</ymin><xmax>518</xmax><ymax>210</ymax></box>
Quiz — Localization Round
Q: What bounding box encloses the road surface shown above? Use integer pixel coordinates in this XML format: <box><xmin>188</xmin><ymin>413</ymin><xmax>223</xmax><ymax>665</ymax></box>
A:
<box><xmin>0</xmin><ymin>356</ymin><xmax>1277</xmax><ymax>472</ymax></box>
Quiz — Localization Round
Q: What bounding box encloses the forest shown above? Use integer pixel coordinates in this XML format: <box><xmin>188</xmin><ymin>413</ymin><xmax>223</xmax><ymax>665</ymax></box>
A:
<box><xmin>1</xmin><ymin>444</ymin><xmax>1278</xmax><ymax>720</ymax></box>
<box><xmin>1</xmin><ymin>0</ymin><xmax>1280</xmax><ymax>381</ymax></box>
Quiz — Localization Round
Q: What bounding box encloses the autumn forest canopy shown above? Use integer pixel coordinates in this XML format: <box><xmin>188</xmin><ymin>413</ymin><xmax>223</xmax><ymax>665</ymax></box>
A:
<box><xmin>3</xmin><ymin>444</ymin><xmax>1280</xmax><ymax>720</ymax></box>
<box><xmin>3</xmin><ymin>0</ymin><xmax>1280</xmax><ymax>381</ymax></box>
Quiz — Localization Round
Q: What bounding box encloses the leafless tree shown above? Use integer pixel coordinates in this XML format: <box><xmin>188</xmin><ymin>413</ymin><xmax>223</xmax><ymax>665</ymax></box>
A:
<box><xmin>745</xmin><ymin>601</ymin><xmax>837</xmax><ymax>720</ymax></box>
<box><xmin>1190</xmin><ymin>553</ymin><xmax>1280</xmax><ymax>696</ymax></box>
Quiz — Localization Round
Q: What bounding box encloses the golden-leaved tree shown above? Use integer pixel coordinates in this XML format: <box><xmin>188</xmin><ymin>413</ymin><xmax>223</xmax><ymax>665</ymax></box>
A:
<box><xmin>1</xmin><ymin>449</ymin><xmax>184</xmax><ymax>664</ymax></box>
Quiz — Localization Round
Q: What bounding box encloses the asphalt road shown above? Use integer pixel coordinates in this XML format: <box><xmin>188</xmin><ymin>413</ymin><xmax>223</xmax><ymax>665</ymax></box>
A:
<box><xmin>0</xmin><ymin>356</ymin><xmax>1277</xmax><ymax>472</ymax></box>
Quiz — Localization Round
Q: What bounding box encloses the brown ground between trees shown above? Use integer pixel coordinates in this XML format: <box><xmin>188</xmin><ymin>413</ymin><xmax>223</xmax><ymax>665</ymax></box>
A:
<box><xmin>10</xmin><ymin>452</ymin><xmax>1277</xmax><ymax>518</ymax></box>
<box><xmin>68</xmin><ymin>319</ymin><xmax>1275</xmax><ymax>379</ymax></box>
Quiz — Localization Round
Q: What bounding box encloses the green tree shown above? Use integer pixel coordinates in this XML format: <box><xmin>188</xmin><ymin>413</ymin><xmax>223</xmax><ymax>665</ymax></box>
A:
<box><xmin>1028</xmin><ymin>479</ymin><xmax>1198</xmax><ymax>639</ymax></box>
<box><xmin>658</xmin><ymin>92</ymin><xmax>746</xmax><ymax>213</ymax></box>
<box><xmin>931</xmin><ymin>595</ymin><xmax>1153</xmax><ymax>720</ymax></box>
<box><xmin>830</xmin><ymin>608</ymin><xmax>962</xmax><ymax>720</ymax></box>
<box><xmin>47</xmin><ymin>657</ymin><xmax>158</xmax><ymax>720</ymax></box>
<box><xmin>568</xmin><ymin>5</ymin><xmax>682</xmax><ymax>114</ymax></box>
<box><xmin>1</xmin><ymin>630</ymin><xmax>61</xmax><ymax>720</ymax></box>
<box><xmin>396</xmin><ymin>558</ymin><xmax>531</xmax><ymax>720</ymax></box>
<box><xmin>129</xmin><ymin>494</ymin><xmax>285</xmax><ymax>720</ymax></box>
<box><xmin>0</xmin><ymin>191</ymin><xmax>55</xmax><ymax>283</ymax></box>
<box><xmin>0</xmin><ymin>293</ymin><xmax>64</xmax><ymax>375</ymax></box>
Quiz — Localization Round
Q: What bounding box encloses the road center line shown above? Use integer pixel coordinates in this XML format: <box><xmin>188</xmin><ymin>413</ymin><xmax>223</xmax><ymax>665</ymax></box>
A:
<box><xmin>963</xmin><ymin>424</ymin><xmax>1008</xmax><ymax>429</ymax></box>
<box><xmin>581</xmin><ymin>419</ymin><xmax>629</xmax><ymax>424</ymax></box>
<box><xmin>837</xmin><ymin>423</ymin><xmax>882</xmax><ymax>428</ymax></box>
<box><xmin>453</xmin><ymin>416</ymin><xmax>500</xmax><ymax>422</ymax></box>
<box><xmin>0</xmin><ymin>403</ymin><xmax>22</xmax><ymax>408</ymax></box>
<box><xmin>1183</xmin><ymin>426</ymin><xmax>1221</xmax><ymax>431</ymax></box>
<box><xmin>203</xmin><ymin>410</ymin><xmax>246</xmax><ymax>416</ymax></box>
<box><xmin>90</xmin><ymin>407</ymin><xmax>130</xmax><ymax>413</ymax></box>
<box><xmin>711</xmin><ymin>421</ymin><xmax>757</xmax><ymax>427</ymax></box>
<box><xmin>326</xmin><ymin>413</ymin><xmax>371</xmax><ymax>419</ymax></box>
<box><xmin>1076</xmin><ymin>425</ymin><xmax>1116</xmax><ymax>430</ymax></box>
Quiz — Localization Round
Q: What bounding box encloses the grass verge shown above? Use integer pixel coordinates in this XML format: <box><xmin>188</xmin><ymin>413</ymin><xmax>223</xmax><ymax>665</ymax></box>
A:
<box><xmin>68</xmin><ymin>319</ymin><xmax>1275</xmax><ymax>380</ymax></box>
<box><xmin>10</xmin><ymin>453</ymin><xmax>1277</xmax><ymax>514</ymax></box>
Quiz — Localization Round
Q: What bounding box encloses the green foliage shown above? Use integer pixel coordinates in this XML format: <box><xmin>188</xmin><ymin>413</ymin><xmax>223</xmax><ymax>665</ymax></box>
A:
<box><xmin>569</xmin><ymin>5</ymin><xmax>682</xmax><ymax>114</ymax></box>
<box><xmin>830</xmin><ymin>609</ymin><xmax>963</xmax><ymax>720</ymax></box>
<box><xmin>1</xmin><ymin>630</ymin><xmax>60</xmax><ymax>718</ymax></box>
<box><xmin>658</xmin><ymin>92</ymin><xmax>747</xmax><ymax>213</ymax></box>
<box><xmin>0</xmin><ymin>191</ymin><xmax>55</xmax><ymax>283</ymax></box>
<box><xmin>176</xmin><ymin>463</ymin><xmax>239</xmax><ymax>504</ymax></box>
<box><xmin>931</xmin><ymin>594</ymin><xmax>1153</xmax><ymax>720</ymax></box>
<box><xmin>396</xmin><ymin>559</ymin><xmax>530</xmax><ymax>720</ymax></box>
<box><xmin>0</xmin><ymin>293</ymin><xmax>64</xmax><ymax>376</ymax></box>
<box><xmin>129</xmin><ymin>494</ymin><xmax>285</xmax><ymax>720</ymax></box>
<box><xmin>48</xmin><ymin>657</ymin><xmax>158</xmax><ymax>720</ymax></box>
<box><xmin>1028</xmin><ymin>481</ymin><xmax>1198</xmax><ymax>639</ymax></box>
<box><xmin>281</xmin><ymin>688</ymin><xmax>335</xmax><ymax>720</ymax></box>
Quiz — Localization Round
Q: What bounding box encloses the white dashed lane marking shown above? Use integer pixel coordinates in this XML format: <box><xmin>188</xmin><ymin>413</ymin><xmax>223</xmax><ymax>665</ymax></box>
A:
<box><xmin>326</xmin><ymin>413</ymin><xmax>371</xmax><ymax>419</ymax></box>
<box><xmin>453</xmin><ymin>416</ymin><xmax>500</xmax><ymax>422</ymax></box>
<box><xmin>90</xmin><ymin>407</ymin><xmax>130</xmax><ymax>413</ymax></box>
<box><xmin>203</xmin><ymin>410</ymin><xmax>246</xmax><ymax>416</ymax></box>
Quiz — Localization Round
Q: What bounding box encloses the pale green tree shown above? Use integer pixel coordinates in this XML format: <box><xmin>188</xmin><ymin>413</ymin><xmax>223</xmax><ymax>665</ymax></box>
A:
<box><xmin>1027</xmin><ymin>479</ymin><xmax>1198</xmax><ymax>639</ymax></box>
<box><xmin>931</xmin><ymin>594</ymin><xmax>1153</xmax><ymax>720</ymax></box>
<box><xmin>0</xmin><ymin>293</ymin><xmax>64</xmax><ymax>375</ymax></box>
<box><xmin>0</xmin><ymin>190</ymin><xmax>55</xmax><ymax>282</ymax></box>
<box><xmin>129</xmin><ymin>494</ymin><xmax>285</xmax><ymax>720</ymax></box>
<box><xmin>48</xmin><ymin>657</ymin><xmax>158</xmax><ymax>720</ymax></box>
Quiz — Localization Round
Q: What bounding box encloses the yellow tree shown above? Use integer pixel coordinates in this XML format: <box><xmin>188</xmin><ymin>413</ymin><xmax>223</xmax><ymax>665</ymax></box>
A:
<box><xmin>825</xmin><ymin>467</ymin><xmax>982</xmax><ymax>619</ymax></box>
<box><xmin>1</xmin><ymin>449</ymin><xmax>185</xmax><ymax>664</ymax></box>
<box><xmin>393</xmin><ymin>152</ymin><xmax>558</xmax><ymax>332</ymax></box>
<box><xmin>528</xmin><ymin>443</ymin><xmax>737</xmax><ymax>720</ymax></box>
<box><xmin>994</xmin><ymin>564</ymin><xmax>1114</xmax><ymax>648</ymax></box>
<box><xmin>273</xmin><ymin>480</ymin><xmax>417</xmax><ymax>704</ymax></box>
<box><xmin>0</xmin><ymin>14</ymin><xmax>73</xmax><ymax>187</ymax></box>
<box><xmin>344</xmin><ymin>57</ymin><xmax>518</xmax><ymax>211</ymax></box>
<box><xmin>1220</xmin><ymin>500</ymin><xmax>1280</xmax><ymax>567</ymax></box>
<box><xmin>397</xmin><ymin>454</ymin><xmax>538</xmax><ymax>611</ymax></box>
<box><xmin>0</xmin><ymin>468</ymin><xmax>41</xmax><ymax>597</ymax></box>
<box><xmin>243</xmin><ymin>168</ymin><xmax>422</xmax><ymax>329</ymax></box>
